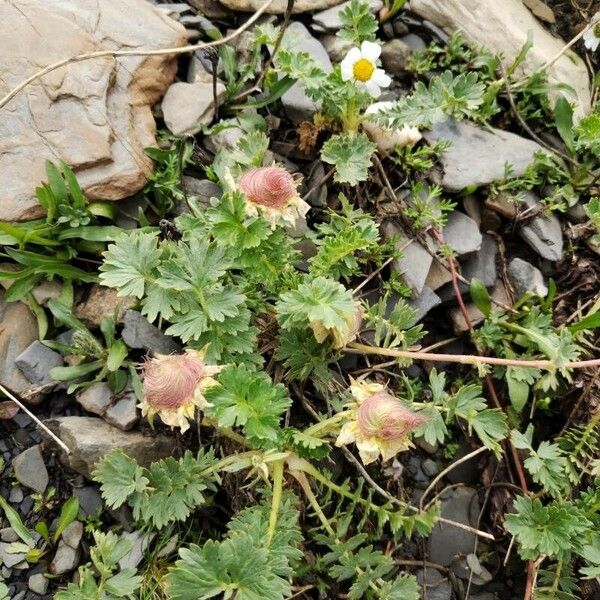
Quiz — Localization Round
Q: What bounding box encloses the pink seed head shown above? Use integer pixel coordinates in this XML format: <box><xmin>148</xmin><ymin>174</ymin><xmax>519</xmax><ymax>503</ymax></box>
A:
<box><xmin>239</xmin><ymin>166</ymin><xmax>298</xmax><ymax>210</ymax></box>
<box><xmin>142</xmin><ymin>353</ymin><xmax>206</xmax><ymax>410</ymax></box>
<box><xmin>357</xmin><ymin>391</ymin><xmax>426</xmax><ymax>440</ymax></box>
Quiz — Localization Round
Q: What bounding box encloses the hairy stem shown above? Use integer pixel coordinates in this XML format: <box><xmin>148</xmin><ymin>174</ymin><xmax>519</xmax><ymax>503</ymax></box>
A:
<box><xmin>267</xmin><ymin>459</ymin><xmax>285</xmax><ymax>544</ymax></box>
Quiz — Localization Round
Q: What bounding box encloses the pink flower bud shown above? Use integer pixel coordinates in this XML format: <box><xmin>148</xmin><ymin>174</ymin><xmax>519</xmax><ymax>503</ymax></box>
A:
<box><xmin>239</xmin><ymin>166</ymin><xmax>299</xmax><ymax>210</ymax></box>
<box><xmin>142</xmin><ymin>352</ymin><xmax>206</xmax><ymax>410</ymax></box>
<box><xmin>357</xmin><ymin>391</ymin><xmax>426</xmax><ymax>441</ymax></box>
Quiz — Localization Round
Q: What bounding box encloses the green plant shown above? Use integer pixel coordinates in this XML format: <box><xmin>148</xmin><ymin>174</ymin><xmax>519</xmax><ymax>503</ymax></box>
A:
<box><xmin>55</xmin><ymin>531</ymin><xmax>143</xmax><ymax>600</ymax></box>
<box><xmin>0</xmin><ymin>161</ymin><xmax>121</xmax><ymax>305</ymax></box>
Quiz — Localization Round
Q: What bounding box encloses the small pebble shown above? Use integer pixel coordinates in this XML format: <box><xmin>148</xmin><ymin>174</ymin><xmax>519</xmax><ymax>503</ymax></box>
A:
<box><xmin>28</xmin><ymin>573</ymin><xmax>49</xmax><ymax>595</ymax></box>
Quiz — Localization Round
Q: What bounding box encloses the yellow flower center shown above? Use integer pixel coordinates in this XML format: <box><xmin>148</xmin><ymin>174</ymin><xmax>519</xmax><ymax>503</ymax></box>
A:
<box><xmin>353</xmin><ymin>58</ymin><xmax>374</xmax><ymax>82</ymax></box>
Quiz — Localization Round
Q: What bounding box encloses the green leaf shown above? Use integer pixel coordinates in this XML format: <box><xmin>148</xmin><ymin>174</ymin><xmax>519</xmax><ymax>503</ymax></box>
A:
<box><xmin>50</xmin><ymin>361</ymin><xmax>104</xmax><ymax>382</ymax></box>
<box><xmin>470</xmin><ymin>278</ymin><xmax>491</xmax><ymax>317</ymax></box>
<box><xmin>99</xmin><ymin>231</ymin><xmax>163</xmax><ymax>298</ymax></box>
<box><xmin>53</xmin><ymin>497</ymin><xmax>80</xmax><ymax>543</ymax></box>
<box><xmin>205</xmin><ymin>365</ymin><xmax>291</xmax><ymax>447</ymax></box>
<box><xmin>45</xmin><ymin>160</ymin><xmax>69</xmax><ymax>205</ymax></box>
<box><xmin>569</xmin><ymin>309</ymin><xmax>600</xmax><ymax>334</ymax></box>
<box><xmin>468</xmin><ymin>409</ymin><xmax>507</xmax><ymax>456</ymax></box>
<box><xmin>0</xmin><ymin>495</ymin><xmax>34</xmax><ymax>547</ymax></box>
<box><xmin>337</xmin><ymin>0</ymin><xmax>378</xmax><ymax>43</ymax></box>
<box><xmin>321</xmin><ymin>132</ymin><xmax>376</xmax><ymax>185</ymax></box>
<box><xmin>506</xmin><ymin>367</ymin><xmax>529</xmax><ymax>413</ymax></box>
<box><xmin>92</xmin><ymin>450</ymin><xmax>149</xmax><ymax>509</ymax></box>
<box><xmin>106</xmin><ymin>341</ymin><xmax>128</xmax><ymax>372</ymax></box>
<box><xmin>553</xmin><ymin>96</ymin><xmax>574</xmax><ymax>153</ymax></box>
<box><xmin>57</xmin><ymin>226</ymin><xmax>124</xmax><ymax>242</ymax></box>
<box><xmin>104</xmin><ymin>569</ymin><xmax>143</xmax><ymax>597</ymax></box>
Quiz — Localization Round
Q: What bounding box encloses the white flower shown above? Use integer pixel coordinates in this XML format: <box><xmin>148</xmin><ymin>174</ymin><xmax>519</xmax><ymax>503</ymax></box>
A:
<box><xmin>584</xmin><ymin>15</ymin><xmax>600</xmax><ymax>52</ymax></box>
<box><xmin>363</xmin><ymin>101</ymin><xmax>422</xmax><ymax>153</ymax></box>
<box><xmin>340</xmin><ymin>41</ymin><xmax>391</xmax><ymax>98</ymax></box>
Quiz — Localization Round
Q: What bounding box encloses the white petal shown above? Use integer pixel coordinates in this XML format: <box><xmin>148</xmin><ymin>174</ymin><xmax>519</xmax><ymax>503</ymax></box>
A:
<box><xmin>593</xmin><ymin>38</ymin><xmax>600</xmax><ymax>52</ymax></box>
<box><xmin>371</xmin><ymin>69</ymin><xmax>391</xmax><ymax>88</ymax></box>
<box><xmin>364</xmin><ymin>79</ymin><xmax>382</xmax><ymax>98</ymax></box>
<box><xmin>361</xmin><ymin>40</ymin><xmax>382</xmax><ymax>62</ymax></box>
<box><xmin>341</xmin><ymin>47</ymin><xmax>361</xmax><ymax>80</ymax></box>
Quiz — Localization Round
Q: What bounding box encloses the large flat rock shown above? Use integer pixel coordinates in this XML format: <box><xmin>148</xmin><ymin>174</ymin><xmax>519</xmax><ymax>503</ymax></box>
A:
<box><xmin>43</xmin><ymin>416</ymin><xmax>177</xmax><ymax>478</ymax></box>
<box><xmin>410</xmin><ymin>0</ymin><xmax>591</xmax><ymax>118</ymax></box>
<box><xmin>219</xmin><ymin>0</ymin><xmax>343</xmax><ymax>13</ymax></box>
<box><xmin>0</xmin><ymin>0</ymin><xmax>187</xmax><ymax>221</ymax></box>
<box><xmin>424</xmin><ymin>119</ymin><xmax>542</xmax><ymax>191</ymax></box>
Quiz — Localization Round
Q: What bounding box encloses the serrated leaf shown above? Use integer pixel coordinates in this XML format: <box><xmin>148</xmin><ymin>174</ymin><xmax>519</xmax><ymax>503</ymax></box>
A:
<box><xmin>321</xmin><ymin>132</ymin><xmax>376</xmax><ymax>185</ymax></box>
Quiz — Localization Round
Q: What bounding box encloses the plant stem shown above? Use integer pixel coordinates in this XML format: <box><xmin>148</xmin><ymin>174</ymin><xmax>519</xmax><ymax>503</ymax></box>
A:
<box><xmin>303</xmin><ymin>411</ymin><xmax>347</xmax><ymax>438</ymax></box>
<box><xmin>267</xmin><ymin>459</ymin><xmax>285</xmax><ymax>545</ymax></box>
<box><xmin>346</xmin><ymin>342</ymin><xmax>600</xmax><ymax>370</ymax></box>
<box><xmin>290</xmin><ymin>470</ymin><xmax>336</xmax><ymax>536</ymax></box>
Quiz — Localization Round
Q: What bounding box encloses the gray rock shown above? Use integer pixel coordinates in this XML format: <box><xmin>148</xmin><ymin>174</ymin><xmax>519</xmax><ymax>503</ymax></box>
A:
<box><xmin>442</xmin><ymin>211</ymin><xmax>482</xmax><ymax>256</ymax></box>
<box><xmin>61</xmin><ymin>521</ymin><xmax>83</xmax><ymax>549</ymax></box>
<box><xmin>15</xmin><ymin>341</ymin><xmax>63</xmax><ymax>387</ymax></box>
<box><xmin>446</xmin><ymin>441</ymin><xmax>482</xmax><ymax>484</ymax></box>
<box><xmin>203</xmin><ymin>119</ymin><xmax>245</xmax><ymax>153</ymax></box>
<box><xmin>0</xmin><ymin>542</ymin><xmax>26</xmax><ymax>568</ymax></box>
<box><xmin>50</xmin><ymin>540</ymin><xmax>79</xmax><ymax>575</ymax></box>
<box><xmin>162</xmin><ymin>81</ymin><xmax>226</xmax><ymax>137</ymax></box>
<box><xmin>43</xmin><ymin>416</ymin><xmax>177</xmax><ymax>478</ymax></box>
<box><xmin>104</xmin><ymin>393</ymin><xmax>138</xmax><ymax>431</ymax></box>
<box><xmin>381</xmin><ymin>39</ymin><xmax>412</xmax><ymax>75</ymax></box>
<box><xmin>277</xmin><ymin>22</ymin><xmax>332</xmax><ymax>123</ymax></box>
<box><xmin>428</xmin><ymin>487</ymin><xmax>480</xmax><ymax>566</ymax></box>
<box><xmin>12</xmin><ymin>445</ymin><xmax>49</xmax><ymax>494</ymax></box>
<box><xmin>382</xmin><ymin>222</ymin><xmax>433</xmax><ymax>295</ymax></box>
<box><xmin>451</xmin><ymin>554</ymin><xmax>493</xmax><ymax>585</ymax></box>
<box><xmin>303</xmin><ymin>161</ymin><xmax>328</xmax><ymax>208</ymax></box>
<box><xmin>518</xmin><ymin>193</ymin><xmax>563</xmax><ymax>261</ymax></box>
<box><xmin>424</xmin><ymin>119</ymin><xmax>542</xmax><ymax>192</ymax></box>
<box><xmin>118</xmin><ymin>530</ymin><xmax>155</xmax><ymax>570</ymax></box>
<box><xmin>422</xmin><ymin>458</ymin><xmax>439</xmax><ymax>477</ymax></box>
<box><xmin>416</xmin><ymin>568</ymin><xmax>452</xmax><ymax>600</ymax></box>
<box><xmin>0</xmin><ymin>528</ymin><xmax>18</xmax><ymax>543</ymax></box>
<box><xmin>0</xmin><ymin>566</ymin><xmax>9</xmax><ymax>579</ymax></box>
<box><xmin>73</xmin><ymin>486</ymin><xmax>103</xmax><ymax>517</ymax></box>
<box><xmin>321</xmin><ymin>34</ymin><xmax>353</xmax><ymax>62</ymax></box>
<box><xmin>461</xmin><ymin>234</ymin><xmax>498</xmax><ymax>287</ymax></box>
<box><xmin>76</xmin><ymin>382</ymin><xmax>112</xmax><ymax>417</ymax></box>
<box><xmin>399</xmin><ymin>33</ymin><xmax>427</xmax><ymax>52</ymax></box>
<box><xmin>31</xmin><ymin>280</ymin><xmax>62</xmax><ymax>306</ymax></box>
<box><xmin>312</xmin><ymin>0</ymin><xmax>382</xmax><ymax>30</ymax></box>
<box><xmin>8</xmin><ymin>487</ymin><xmax>23</xmax><ymax>503</ymax></box>
<box><xmin>0</xmin><ymin>292</ymin><xmax>39</xmax><ymax>399</ymax></box>
<box><xmin>122</xmin><ymin>310</ymin><xmax>180</xmax><ymax>354</ymax></box>
<box><xmin>28</xmin><ymin>573</ymin><xmax>49</xmax><ymax>595</ymax></box>
<box><xmin>181</xmin><ymin>177</ymin><xmax>222</xmax><ymax>209</ymax></box>
<box><xmin>508</xmin><ymin>258</ymin><xmax>548</xmax><ymax>297</ymax></box>
<box><xmin>407</xmin><ymin>286</ymin><xmax>442</xmax><ymax>324</ymax></box>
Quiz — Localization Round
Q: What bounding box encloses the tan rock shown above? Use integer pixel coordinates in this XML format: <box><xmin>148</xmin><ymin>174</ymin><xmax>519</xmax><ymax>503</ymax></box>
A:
<box><xmin>0</xmin><ymin>291</ymin><xmax>39</xmax><ymax>400</ymax></box>
<box><xmin>410</xmin><ymin>0</ymin><xmax>590</xmax><ymax>118</ymax></box>
<box><xmin>0</xmin><ymin>0</ymin><xmax>187</xmax><ymax>221</ymax></box>
<box><xmin>219</xmin><ymin>0</ymin><xmax>344</xmax><ymax>13</ymax></box>
<box><xmin>75</xmin><ymin>285</ymin><xmax>136</xmax><ymax>327</ymax></box>
<box><xmin>425</xmin><ymin>260</ymin><xmax>453</xmax><ymax>291</ymax></box>
<box><xmin>43</xmin><ymin>416</ymin><xmax>177</xmax><ymax>478</ymax></box>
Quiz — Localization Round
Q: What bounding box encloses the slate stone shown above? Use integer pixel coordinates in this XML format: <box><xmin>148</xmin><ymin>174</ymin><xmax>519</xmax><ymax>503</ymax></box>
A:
<box><xmin>15</xmin><ymin>341</ymin><xmax>63</xmax><ymax>387</ymax></box>
<box><xmin>461</xmin><ymin>234</ymin><xmax>498</xmax><ymax>287</ymax></box>
<box><xmin>118</xmin><ymin>531</ymin><xmax>155</xmax><ymax>570</ymax></box>
<box><xmin>12</xmin><ymin>445</ymin><xmax>49</xmax><ymax>494</ymax></box>
<box><xmin>312</xmin><ymin>0</ymin><xmax>382</xmax><ymax>31</ymax></box>
<box><xmin>382</xmin><ymin>221</ymin><xmax>433</xmax><ymax>295</ymax></box>
<box><xmin>76</xmin><ymin>382</ymin><xmax>112</xmax><ymax>417</ymax></box>
<box><xmin>416</xmin><ymin>568</ymin><xmax>452</xmax><ymax>600</ymax></box>
<box><xmin>407</xmin><ymin>286</ymin><xmax>442</xmax><ymax>324</ymax></box>
<box><xmin>508</xmin><ymin>258</ymin><xmax>548</xmax><ymax>297</ymax></box>
<box><xmin>0</xmin><ymin>542</ymin><xmax>26</xmax><ymax>568</ymax></box>
<box><xmin>518</xmin><ymin>193</ymin><xmax>564</xmax><ymax>261</ymax></box>
<box><xmin>442</xmin><ymin>211</ymin><xmax>482</xmax><ymax>256</ymax></box>
<box><xmin>28</xmin><ymin>573</ymin><xmax>49</xmax><ymax>595</ymax></box>
<box><xmin>50</xmin><ymin>540</ymin><xmax>79</xmax><ymax>575</ymax></box>
<box><xmin>424</xmin><ymin>119</ymin><xmax>541</xmax><ymax>192</ymax></box>
<box><xmin>121</xmin><ymin>310</ymin><xmax>180</xmax><ymax>355</ymax></box>
<box><xmin>104</xmin><ymin>392</ymin><xmax>138</xmax><ymax>431</ymax></box>
<box><xmin>73</xmin><ymin>486</ymin><xmax>103</xmax><ymax>517</ymax></box>
<box><xmin>427</xmin><ymin>487</ymin><xmax>481</xmax><ymax>566</ymax></box>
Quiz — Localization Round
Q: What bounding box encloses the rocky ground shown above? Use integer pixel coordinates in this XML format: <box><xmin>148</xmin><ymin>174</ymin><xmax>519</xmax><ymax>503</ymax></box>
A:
<box><xmin>1</xmin><ymin>0</ymin><xmax>599</xmax><ymax>599</ymax></box>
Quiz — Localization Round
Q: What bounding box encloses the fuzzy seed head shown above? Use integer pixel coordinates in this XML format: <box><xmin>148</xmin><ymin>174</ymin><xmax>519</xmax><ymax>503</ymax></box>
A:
<box><xmin>142</xmin><ymin>352</ymin><xmax>206</xmax><ymax>410</ymax></box>
<box><xmin>239</xmin><ymin>166</ymin><xmax>299</xmax><ymax>210</ymax></box>
<box><xmin>357</xmin><ymin>391</ymin><xmax>426</xmax><ymax>440</ymax></box>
